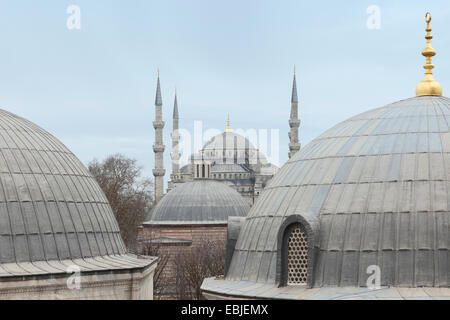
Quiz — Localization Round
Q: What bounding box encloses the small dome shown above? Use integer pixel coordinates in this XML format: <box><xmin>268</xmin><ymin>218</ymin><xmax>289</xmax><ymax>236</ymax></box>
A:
<box><xmin>227</xmin><ymin>96</ymin><xmax>450</xmax><ymax>288</ymax></box>
<box><xmin>0</xmin><ymin>109</ymin><xmax>126</xmax><ymax>264</ymax></box>
<box><xmin>145</xmin><ymin>180</ymin><xmax>250</xmax><ymax>224</ymax></box>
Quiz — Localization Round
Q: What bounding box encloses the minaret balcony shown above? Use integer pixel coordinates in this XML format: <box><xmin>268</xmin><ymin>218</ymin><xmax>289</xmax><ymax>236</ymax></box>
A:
<box><xmin>152</xmin><ymin>168</ymin><xmax>166</xmax><ymax>176</ymax></box>
<box><xmin>153</xmin><ymin>144</ymin><xmax>165</xmax><ymax>152</ymax></box>
<box><xmin>289</xmin><ymin>119</ymin><xmax>301</xmax><ymax>127</ymax></box>
<box><xmin>153</xmin><ymin>120</ymin><xmax>165</xmax><ymax>129</ymax></box>
<box><xmin>289</xmin><ymin>143</ymin><xmax>301</xmax><ymax>151</ymax></box>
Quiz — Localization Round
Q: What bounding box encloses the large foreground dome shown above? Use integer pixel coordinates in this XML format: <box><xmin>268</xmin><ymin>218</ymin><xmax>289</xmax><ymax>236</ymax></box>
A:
<box><xmin>200</xmin><ymin>12</ymin><xmax>450</xmax><ymax>299</ymax></box>
<box><xmin>0</xmin><ymin>109</ymin><xmax>126</xmax><ymax>263</ymax></box>
<box><xmin>225</xmin><ymin>95</ymin><xmax>450</xmax><ymax>288</ymax></box>
<box><xmin>0</xmin><ymin>109</ymin><xmax>156</xmax><ymax>299</ymax></box>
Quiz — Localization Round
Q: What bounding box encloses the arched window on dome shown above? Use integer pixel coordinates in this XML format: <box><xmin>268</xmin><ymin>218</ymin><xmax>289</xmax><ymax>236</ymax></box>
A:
<box><xmin>286</xmin><ymin>224</ymin><xmax>308</xmax><ymax>285</ymax></box>
<box><xmin>277</xmin><ymin>215</ymin><xmax>316</xmax><ymax>288</ymax></box>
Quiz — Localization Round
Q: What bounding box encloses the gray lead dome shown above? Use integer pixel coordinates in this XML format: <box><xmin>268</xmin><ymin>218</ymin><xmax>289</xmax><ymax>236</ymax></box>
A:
<box><xmin>0</xmin><ymin>109</ymin><xmax>126</xmax><ymax>264</ymax></box>
<box><xmin>146</xmin><ymin>180</ymin><xmax>250</xmax><ymax>224</ymax></box>
<box><xmin>227</xmin><ymin>96</ymin><xmax>450</xmax><ymax>288</ymax></box>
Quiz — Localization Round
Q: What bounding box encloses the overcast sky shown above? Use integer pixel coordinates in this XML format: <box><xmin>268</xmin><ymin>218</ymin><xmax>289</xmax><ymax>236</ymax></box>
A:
<box><xmin>0</xmin><ymin>1</ymin><xmax>449</xmax><ymax>186</ymax></box>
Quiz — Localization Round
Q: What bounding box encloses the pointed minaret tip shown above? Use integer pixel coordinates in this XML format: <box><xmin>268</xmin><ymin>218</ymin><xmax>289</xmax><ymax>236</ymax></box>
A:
<box><xmin>291</xmin><ymin>66</ymin><xmax>298</xmax><ymax>103</ymax></box>
<box><xmin>155</xmin><ymin>69</ymin><xmax>162</xmax><ymax>106</ymax></box>
<box><xmin>225</xmin><ymin>114</ymin><xmax>232</xmax><ymax>133</ymax></box>
<box><xmin>416</xmin><ymin>12</ymin><xmax>443</xmax><ymax>97</ymax></box>
<box><xmin>173</xmin><ymin>88</ymin><xmax>179</xmax><ymax>119</ymax></box>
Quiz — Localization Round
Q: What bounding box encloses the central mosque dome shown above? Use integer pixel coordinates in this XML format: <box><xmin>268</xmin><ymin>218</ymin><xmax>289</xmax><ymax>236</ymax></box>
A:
<box><xmin>196</xmin><ymin>130</ymin><xmax>266</xmax><ymax>165</ymax></box>
<box><xmin>225</xmin><ymin>95</ymin><xmax>450</xmax><ymax>288</ymax></box>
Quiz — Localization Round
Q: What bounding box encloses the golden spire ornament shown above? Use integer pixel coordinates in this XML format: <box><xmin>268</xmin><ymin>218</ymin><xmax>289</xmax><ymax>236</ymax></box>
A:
<box><xmin>225</xmin><ymin>115</ymin><xmax>232</xmax><ymax>133</ymax></box>
<box><xmin>416</xmin><ymin>12</ymin><xmax>442</xmax><ymax>96</ymax></box>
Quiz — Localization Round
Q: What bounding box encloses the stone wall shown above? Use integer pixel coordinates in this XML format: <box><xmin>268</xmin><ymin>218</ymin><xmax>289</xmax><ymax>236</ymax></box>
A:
<box><xmin>0</xmin><ymin>262</ymin><xmax>157</xmax><ymax>300</ymax></box>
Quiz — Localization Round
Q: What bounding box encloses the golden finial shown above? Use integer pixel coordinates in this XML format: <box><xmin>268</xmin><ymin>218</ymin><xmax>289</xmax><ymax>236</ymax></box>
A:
<box><xmin>225</xmin><ymin>114</ymin><xmax>232</xmax><ymax>133</ymax></box>
<box><xmin>416</xmin><ymin>12</ymin><xmax>442</xmax><ymax>96</ymax></box>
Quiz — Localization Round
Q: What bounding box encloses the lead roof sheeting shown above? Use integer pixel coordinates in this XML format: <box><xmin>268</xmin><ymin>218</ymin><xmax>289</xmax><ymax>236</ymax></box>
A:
<box><xmin>225</xmin><ymin>96</ymin><xmax>450</xmax><ymax>288</ymax></box>
<box><xmin>0</xmin><ymin>108</ymin><xmax>127</xmax><ymax>264</ymax></box>
<box><xmin>0</xmin><ymin>255</ymin><xmax>156</xmax><ymax>278</ymax></box>
<box><xmin>146</xmin><ymin>180</ymin><xmax>249</xmax><ymax>223</ymax></box>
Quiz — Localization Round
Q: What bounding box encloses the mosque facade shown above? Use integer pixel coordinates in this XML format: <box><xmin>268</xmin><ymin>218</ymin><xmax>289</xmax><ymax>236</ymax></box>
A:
<box><xmin>152</xmin><ymin>69</ymin><xmax>301</xmax><ymax>206</ymax></box>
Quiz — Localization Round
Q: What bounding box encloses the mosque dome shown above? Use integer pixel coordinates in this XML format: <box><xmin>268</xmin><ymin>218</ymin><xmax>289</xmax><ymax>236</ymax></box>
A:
<box><xmin>145</xmin><ymin>180</ymin><xmax>250</xmax><ymax>224</ymax></box>
<box><xmin>226</xmin><ymin>95</ymin><xmax>450</xmax><ymax>288</ymax></box>
<box><xmin>195</xmin><ymin>131</ymin><xmax>266</xmax><ymax>165</ymax></box>
<box><xmin>0</xmin><ymin>109</ymin><xmax>127</xmax><ymax>264</ymax></box>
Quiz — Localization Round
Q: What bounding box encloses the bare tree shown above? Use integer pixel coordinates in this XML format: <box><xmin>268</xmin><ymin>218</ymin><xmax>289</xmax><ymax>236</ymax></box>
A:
<box><xmin>88</xmin><ymin>154</ymin><xmax>153</xmax><ymax>250</ymax></box>
<box><xmin>141</xmin><ymin>241</ymin><xmax>170</xmax><ymax>298</ymax></box>
<box><xmin>173</xmin><ymin>239</ymin><xmax>226</xmax><ymax>300</ymax></box>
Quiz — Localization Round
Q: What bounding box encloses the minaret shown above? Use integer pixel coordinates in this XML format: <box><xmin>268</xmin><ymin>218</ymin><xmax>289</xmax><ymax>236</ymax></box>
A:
<box><xmin>171</xmin><ymin>89</ymin><xmax>180</xmax><ymax>179</ymax></box>
<box><xmin>288</xmin><ymin>66</ymin><xmax>301</xmax><ymax>159</ymax></box>
<box><xmin>416</xmin><ymin>12</ymin><xmax>443</xmax><ymax>97</ymax></box>
<box><xmin>152</xmin><ymin>70</ymin><xmax>165</xmax><ymax>204</ymax></box>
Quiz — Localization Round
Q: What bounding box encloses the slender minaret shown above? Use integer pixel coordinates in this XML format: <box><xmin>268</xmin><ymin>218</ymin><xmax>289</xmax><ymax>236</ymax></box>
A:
<box><xmin>171</xmin><ymin>89</ymin><xmax>180</xmax><ymax>179</ymax></box>
<box><xmin>152</xmin><ymin>70</ymin><xmax>165</xmax><ymax>204</ymax></box>
<box><xmin>288</xmin><ymin>66</ymin><xmax>301</xmax><ymax>159</ymax></box>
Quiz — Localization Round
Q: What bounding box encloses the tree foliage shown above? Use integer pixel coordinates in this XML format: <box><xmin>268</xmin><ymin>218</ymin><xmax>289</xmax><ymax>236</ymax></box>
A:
<box><xmin>88</xmin><ymin>154</ymin><xmax>153</xmax><ymax>250</ymax></box>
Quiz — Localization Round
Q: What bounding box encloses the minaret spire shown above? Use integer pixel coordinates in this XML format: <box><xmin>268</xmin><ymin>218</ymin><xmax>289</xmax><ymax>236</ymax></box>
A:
<box><xmin>291</xmin><ymin>65</ymin><xmax>298</xmax><ymax>104</ymax></box>
<box><xmin>288</xmin><ymin>66</ymin><xmax>301</xmax><ymax>159</ymax></box>
<box><xmin>173</xmin><ymin>88</ymin><xmax>179</xmax><ymax>119</ymax></box>
<box><xmin>171</xmin><ymin>88</ymin><xmax>180</xmax><ymax>180</ymax></box>
<box><xmin>152</xmin><ymin>70</ymin><xmax>165</xmax><ymax>204</ymax></box>
<box><xmin>416</xmin><ymin>12</ymin><xmax>443</xmax><ymax>97</ymax></box>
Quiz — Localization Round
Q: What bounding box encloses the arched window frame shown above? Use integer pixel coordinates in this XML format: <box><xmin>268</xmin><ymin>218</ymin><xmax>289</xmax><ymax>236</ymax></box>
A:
<box><xmin>276</xmin><ymin>215</ymin><xmax>318</xmax><ymax>288</ymax></box>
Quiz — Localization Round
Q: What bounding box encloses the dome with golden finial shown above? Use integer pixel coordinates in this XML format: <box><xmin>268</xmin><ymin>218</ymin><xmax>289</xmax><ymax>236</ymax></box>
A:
<box><xmin>201</xmin><ymin>13</ymin><xmax>450</xmax><ymax>300</ymax></box>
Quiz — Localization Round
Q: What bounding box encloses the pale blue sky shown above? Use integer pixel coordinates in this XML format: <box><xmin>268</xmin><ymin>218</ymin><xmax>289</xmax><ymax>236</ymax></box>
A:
<box><xmin>0</xmin><ymin>1</ymin><xmax>449</xmax><ymax>184</ymax></box>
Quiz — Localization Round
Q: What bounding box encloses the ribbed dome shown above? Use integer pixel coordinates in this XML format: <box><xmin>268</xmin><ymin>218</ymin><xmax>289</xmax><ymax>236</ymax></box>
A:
<box><xmin>227</xmin><ymin>96</ymin><xmax>450</xmax><ymax>288</ymax></box>
<box><xmin>195</xmin><ymin>132</ymin><xmax>267</xmax><ymax>165</ymax></box>
<box><xmin>0</xmin><ymin>109</ymin><xmax>126</xmax><ymax>264</ymax></box>
<box><xmin>145</xmin><ymin>180</ymin><xmax>250</xmax><ymax>224</ymax></box>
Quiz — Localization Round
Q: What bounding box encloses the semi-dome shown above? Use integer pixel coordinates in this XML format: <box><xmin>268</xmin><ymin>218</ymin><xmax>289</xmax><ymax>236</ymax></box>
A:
<box><xmin>145</xmin><ymin>180</ymin><xmax>250</xmax><ymax>224</ymax></box>
<box><xmin>225</xmin><ymin>96</ymin><xmax>450</xmax><ymax>288</ymax></box>
<box><xmin>0</xmin><ymin>109</ymin><xmax>135</xmax><ymax>265</ymax></box>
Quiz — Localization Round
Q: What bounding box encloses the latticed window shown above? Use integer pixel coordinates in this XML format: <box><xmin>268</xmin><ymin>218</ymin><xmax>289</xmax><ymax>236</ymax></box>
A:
<box><xmin>287</xmin><ymin>225</ymin><xmax>308</xmax><ymax>285</ymax></box>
